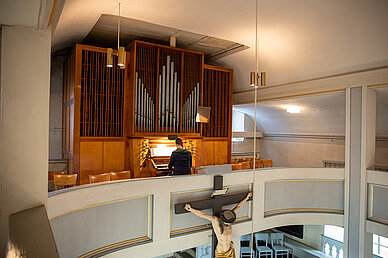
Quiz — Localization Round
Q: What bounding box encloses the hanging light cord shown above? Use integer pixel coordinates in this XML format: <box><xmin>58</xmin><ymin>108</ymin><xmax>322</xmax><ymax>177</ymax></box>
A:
<box><xmin>251</xmin><ymin>0</ymin><xmax>259</xmax><ymax>257</ymax></box>
<box><xmin>117</xmin><ymin>2</ymin><xmax>121</xmax><ymax>50</ymax></box>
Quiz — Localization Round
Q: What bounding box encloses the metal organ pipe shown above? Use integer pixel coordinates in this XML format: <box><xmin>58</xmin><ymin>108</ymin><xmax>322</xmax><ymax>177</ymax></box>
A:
<box><xmin>157</xmin><ymin>56</ymin><xmax>182</xmax><ymax>133</ymax></box>
<box><xmin>173</xmin><ymin>72</ymin><xmax>178</xmax><ymax>131</ymax></box>
<box><xmin>141</xmin><ymin>82</ymin><xmax>144</xmax><ymax>129</ymax></box>
<box><xmin>192</xmin><ymin>87</ymin><xmax>196</xmax><ymax>131</ymax></box>
<box><xmin>177</xmin><ymin>82</ymin><xmax>180</xmax><ymax>131</ymax></box>
<box><xmin>152</xmin><ymin>102</ymin><xmax>154</xmax><ymax>129</ymax></box>
<box><xmin>145</xmin><ymin>90</ymin><xmax>147</xmax><ymax>131</ymax></box>
<box><xmin>183</xmin><ymin>96</ymin><xmax>186</xmax><ymax>130</ymax></box>
<box><xmin>135</xmin><ymin>73</ymin><xmax>138</xmax><ymax>131</ymax></box>
<box><xmin>149</xmin><ymin>94</ymin><xmax>152</xmax><ymax>131</ymax></box>
<box><xmin>169</xmin><ymin>62</ymin><xmax>174</xmax><ymax>131</ymax></box>
<box><xmin>146</xmin><ymin>91</ymin><xmax>149</xmax><ymax>131</ymax></box>
<box><xmin>166</xmin><ymin>56</ymin><xmax>170</xmax><ymax>131</ymax></box>
<box><xmin>181</xmin><ymin>83</ymin><xmax>200</xmax><ymax>132</ymax></box>
<box><xmin>161</xmin><ymin>65</ymin><xmax>166</xmax><ymax>132</ymax></box>
<box><xmin>196</xmin><ymin>82</ymin><xmax>200</xmax><ymax>131</ymax></box>
<box><xmin>158</xmin><ymin>75</ymin><xmax>162</xmax><ymax>130</ymax></box>
<box><xmin>143</xmin><ymin>85</ymin><xmax>146</xmax><ymax>130</ymax></box>
<box><xmin>189</xmin><ymin>93</ymin><xmax>192</xmax><ymax>130</ymax></box>
<box><xmin>136</xmin><ymin>55</ymin><xmax>192</xmax><ymax>133</ymax></box>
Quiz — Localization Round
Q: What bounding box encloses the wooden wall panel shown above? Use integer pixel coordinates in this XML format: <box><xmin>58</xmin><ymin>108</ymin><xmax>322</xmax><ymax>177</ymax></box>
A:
<box><xmin>126</xmin><ymin>138</ymin><xmax>142</xmax><ymax>178</ymax></box>
<box><xmin>200</xmin><ymin>141</ymin><xmax>214</xmax><ymax>166</ymax></box>
<box><xmin>80</xmin><ymin>142</ymin><xmax>103</xmax><ymax>184</ymax></box>
<box><xmin>214</xmin><ymin>141</ymin><xmax>229</xmax><ymax>165</ymax></box>
<box><xmin>103</xmin><ymin>142</ymin><xmax>125</xmax><ymax>172</ymax></box>
<box><xmin>199</xmin><ymin>139</ymin><xmax>229</xmax><ymax>166</ymax></box>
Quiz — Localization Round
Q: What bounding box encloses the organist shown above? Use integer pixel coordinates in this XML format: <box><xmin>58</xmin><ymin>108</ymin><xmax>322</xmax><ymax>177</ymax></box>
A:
<box><xmin>167</xmin><ymin>138</ymin><xmax>192</xmax><ymax>175</ymax></box>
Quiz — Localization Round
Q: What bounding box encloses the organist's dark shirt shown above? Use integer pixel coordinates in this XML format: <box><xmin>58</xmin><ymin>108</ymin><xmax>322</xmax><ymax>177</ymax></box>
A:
<box><xmin>168</xmin><ymin>148</ymin><xmax>192</xmax><ymax>175</ymax></box>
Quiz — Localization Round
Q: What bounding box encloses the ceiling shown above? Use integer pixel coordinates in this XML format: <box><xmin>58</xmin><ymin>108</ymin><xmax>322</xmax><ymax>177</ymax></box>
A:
<box><xmin>53</xmin><ymin>0</ymin><xmax>388</xmax><ymax>93</ymax></box>
<box><xmin>234</xmin><ymin>88</ymin><xmax>388</xmax><ymax>137</ymax></box>
<box><xmin>82</xmin><ymin>14</ymin><xmax>248</xmax><ymax>61</ymax></box>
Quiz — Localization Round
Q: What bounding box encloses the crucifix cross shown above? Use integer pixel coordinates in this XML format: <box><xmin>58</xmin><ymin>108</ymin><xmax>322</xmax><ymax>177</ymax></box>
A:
<box><xmin>175</xmin><ymin>175</ymin><xmax>251</xmax><ymax>258</ymax></box>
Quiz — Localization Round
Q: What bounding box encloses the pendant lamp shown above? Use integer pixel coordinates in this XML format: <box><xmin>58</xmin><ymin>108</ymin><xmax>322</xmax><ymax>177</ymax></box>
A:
<box><xmin>107</xmin><ymin>3</ymin><xmax>126</xmax><ymax>69</ymax></box>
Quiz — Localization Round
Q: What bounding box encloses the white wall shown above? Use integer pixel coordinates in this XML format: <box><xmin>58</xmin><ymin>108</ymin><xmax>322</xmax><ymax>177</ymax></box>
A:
<box><xmin>259</xmin><ymin>137</ymin><xmax>388</xmax><ymax>168</ymax></box>
<box><xmin>0</xmin><ymin>26</ymin><xmax>51</xmax><ymax>253</ymax></box>
<box><xmin>284</xmin><ymin>225</ymin><xmax>324</xmax><ymax>250</ymax></box>
<box><xmin>232</xmin><ymin>138</ymin><xmax>259</xmax><ymax>154</ymax></box>
<box><xmin>259</xmin><ymin>137</ymin><xmax>345</xmax><ymax>168</ymax></box>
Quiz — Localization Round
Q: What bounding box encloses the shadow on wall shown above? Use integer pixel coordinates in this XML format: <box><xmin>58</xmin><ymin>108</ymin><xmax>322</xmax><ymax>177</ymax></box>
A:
<box><xmin>49</xmin><ymin>54</ymin><xmax>67</xmax><ymax>160</ymax></box>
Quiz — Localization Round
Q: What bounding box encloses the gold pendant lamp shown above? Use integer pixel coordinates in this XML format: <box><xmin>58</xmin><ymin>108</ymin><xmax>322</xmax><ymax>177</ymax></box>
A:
<box><xmin>107</xmin><ymin>2</ymin><xmax>126</xmax><ymax>69</ymax></box>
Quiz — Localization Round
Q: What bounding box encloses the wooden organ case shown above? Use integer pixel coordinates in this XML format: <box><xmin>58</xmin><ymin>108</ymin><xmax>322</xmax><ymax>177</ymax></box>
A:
<box><xmin>63</xmin><ymin>44</ymin><xmax>128</xmax><ymax>184</ymax></box>
<box><xmin>63</xmin><ymin>42</ymin><xmax>232</xmax><ymax>184</ymax></box>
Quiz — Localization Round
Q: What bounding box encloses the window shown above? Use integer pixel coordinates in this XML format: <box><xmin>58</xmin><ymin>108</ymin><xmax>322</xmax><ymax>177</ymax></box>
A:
<box><xmin>324</xmin><ymin>225</ymin><xmax>344</xmax><ymax>242</ymax></box>
<box><xmin>232</xmin><ymin>110</ymin><xmax>244</xmax><ymax>132</ymax></box>
<box><xmin>373</xmin><ymin>234</ymin><xmax>388</xmax><ymax>258</ymax></box>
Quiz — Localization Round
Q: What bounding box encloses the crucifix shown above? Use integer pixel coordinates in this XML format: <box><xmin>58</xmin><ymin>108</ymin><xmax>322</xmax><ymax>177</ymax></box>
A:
<box><xmin>175</xmin><ymin>175</ymin><xmax>252</xmax><ymax>258</ymax></box>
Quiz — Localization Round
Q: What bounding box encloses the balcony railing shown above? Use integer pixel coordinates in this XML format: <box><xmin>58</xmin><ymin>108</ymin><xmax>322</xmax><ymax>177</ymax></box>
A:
<box><xmin>321</xmin><ymin>235</ymin><xmax>344</xmax><ymax>258</ymax></box>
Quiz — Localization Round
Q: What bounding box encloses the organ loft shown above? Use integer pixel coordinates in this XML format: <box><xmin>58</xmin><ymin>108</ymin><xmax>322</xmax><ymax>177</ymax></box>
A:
<box><xmin>63</xmin><ymin>41</ymin><xmax>233</xmax><ymax>184</ymax></box>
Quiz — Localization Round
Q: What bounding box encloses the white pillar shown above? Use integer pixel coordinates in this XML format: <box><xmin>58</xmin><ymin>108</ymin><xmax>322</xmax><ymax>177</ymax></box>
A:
<box><xmin>344</xmin><ymin>86</ymin><xmax>375</xmax><ymax>258</ymax></box>
<box><xmin>0</xmin><ymin>26</ymin><xmax>51</xmax><ymax>253</ymax></box>
<box><xmin>360</xmin><ymin>87</ymin><xmax>375</xmax><ymax>257</ymax></box>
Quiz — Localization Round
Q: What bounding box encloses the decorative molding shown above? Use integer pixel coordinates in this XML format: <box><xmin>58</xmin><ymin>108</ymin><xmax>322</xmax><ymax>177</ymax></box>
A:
<box><xmin>234</xmin><ymin>67</ymin><xmax>388</xmax><ymax>105</ymax></box>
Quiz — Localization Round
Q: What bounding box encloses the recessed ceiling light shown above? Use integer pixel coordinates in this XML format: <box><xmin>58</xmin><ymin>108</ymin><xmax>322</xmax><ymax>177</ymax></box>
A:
<box><xmin>286</xmin><ymin>106</ymin><xmax>301</xmax><ymax>113</ymax></box>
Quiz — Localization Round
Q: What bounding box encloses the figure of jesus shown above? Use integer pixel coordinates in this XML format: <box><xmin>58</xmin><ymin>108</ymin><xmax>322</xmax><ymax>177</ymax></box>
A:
<box><xmin>185</xmin><ymin>192</ymin><xmax>252</xmax><ymax>258</ymax></box>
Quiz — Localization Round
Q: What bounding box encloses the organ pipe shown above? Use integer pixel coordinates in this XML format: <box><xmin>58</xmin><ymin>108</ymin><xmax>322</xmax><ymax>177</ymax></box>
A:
<box><xmin>134</xmin><ymin>72</ymin><xmax>155</xmax><ymax>132</ymax></box>
<box><xmin>196</xmin><ymin>82</ymin><xmax>200</xmax><ymax>131</ymax></box>
<box><xmin>161</xmin><ymin>66</ymin><xmax>166</xmax><ymax>131</ymax></box>
<box><xmin>182</xmin><ymin>83</ymin><xmax>200</xmax><ymax>132</ymax></box>
<box><xmin>173</xmin><ymin>72</ymin><xmax>178</xmax><ymax>131</ymax></box>
<box><xmin>158</xmin><ymin>75</ymin><xmax>162</xmax><ymax>130</ymax></box>
<box><xmin>177</xmin><ymin>82</ymin><xmax>180</xmax><ymax>130</ymax></box>
<box><xmin>135</xmin><ymin>73</ymin><xmax>138</xmax><ymax>131</ymax></box>
<box><xmin>166</xmin><ymin>56</ymin><xmax>170</xmax><ymax>131</ymax></box>
<box><xmin>169</xmin><ymin>62</ymin><xmax>174</xmax><ymax>130</ymax></box>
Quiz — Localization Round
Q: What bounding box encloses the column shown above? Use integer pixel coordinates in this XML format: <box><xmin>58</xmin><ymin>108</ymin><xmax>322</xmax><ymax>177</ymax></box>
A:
<box><xmin>344</xmin><ymin>86</ymin><xmax>375</xmax><ymax>257</ymax></box>
<box><xmin>0</xmin><ymin>26</ymin><xmax>51</xmax><ymax>253</ymax></box>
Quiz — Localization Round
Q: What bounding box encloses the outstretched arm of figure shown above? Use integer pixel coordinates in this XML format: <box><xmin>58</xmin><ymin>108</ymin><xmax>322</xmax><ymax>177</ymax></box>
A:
<box><xmin>232</xmin><ymin>192</ymin><xmax>252</xmax><ymax>213</ymax></box>
<box><xmin>184</xmin><ymin>204</ymin><xmax>216</xmax><ymax>222</ymax></box>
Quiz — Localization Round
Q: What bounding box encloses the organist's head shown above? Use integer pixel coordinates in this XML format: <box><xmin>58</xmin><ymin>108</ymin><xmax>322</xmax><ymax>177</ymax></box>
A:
<box><xmin>175</xmin><ymin>138</ymin><xmax>183</xmax><ymax>149</ymax></box>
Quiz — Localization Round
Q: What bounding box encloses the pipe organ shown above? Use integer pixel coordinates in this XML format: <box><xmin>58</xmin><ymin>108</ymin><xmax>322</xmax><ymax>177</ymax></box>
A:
<box><xmin>63</xmin><ymin>41</ymin><xmax>232</xmax><ymax>184</ymax></box>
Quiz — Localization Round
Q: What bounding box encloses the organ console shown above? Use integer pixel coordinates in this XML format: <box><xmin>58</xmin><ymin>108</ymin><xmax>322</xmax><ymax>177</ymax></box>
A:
<box><xmin>63</xmin><ymin>41</ymin><xmax>232</xmax><ymax>184</ymax></box>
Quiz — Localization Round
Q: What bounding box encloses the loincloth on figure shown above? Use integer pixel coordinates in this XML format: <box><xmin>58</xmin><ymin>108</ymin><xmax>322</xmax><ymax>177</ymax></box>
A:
<box><xmin>215</xmin><ymin>241</ymin><xmax>236</xmax><ymax>258</ymax></box>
